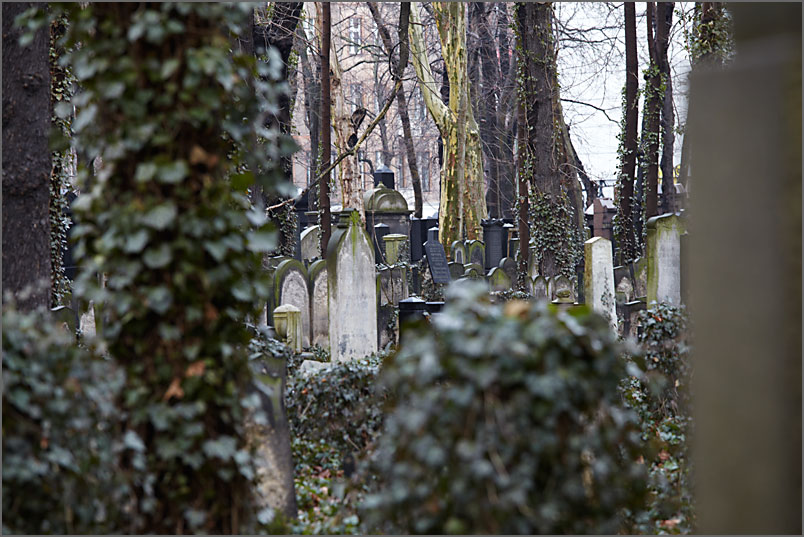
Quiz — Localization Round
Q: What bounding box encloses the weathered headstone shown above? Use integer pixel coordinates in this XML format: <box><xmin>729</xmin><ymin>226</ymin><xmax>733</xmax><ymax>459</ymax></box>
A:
<box><xmin>634</xmin><ymin>257</ymin><xmax>647</xmax><ymax>299</ymax></box>
<box><xmin>463</xmin><ymin>265</ymin><xmax>482</xmax><ymax>280</ymax></box>
<box><xmin>499</xmin><ymin>256</ymin><xmax>517</xmax><ymax>282</ymax></box>
<box><xmin>532</xmin><ymin>275</ymin><xmax>548</xmax><ymax>300</ymax></box>
<box><xmin>300</xmin><ymin>225</ymin><xmax>321</xmax><ymax>262</ymax></box>
<box><xmin>272</xmin><ymin>304</ymin><xmax>302</xmax><ymax>352</ymax></box>
<box><xmin>552</xmin><ymin>274</ymin><xmax>574</xmax><ymax>302</ymax></box>
<box><xmin>378</xmin><ymin>266</ymin><xmax>408</xmax><ymax>306</ymax></box>
<box><xmin>327</xmin><ymin>208</ymin><xmax>377</xmax><ymax>362</ymax></box>
<box><xmin>308</xmin><ymin>260</ymin><xmax>328</xmax><ymax>349</ymax></box>
<box><xmin>509</xmin><ymin>237</ymin><xmax>520</xmax><ymax>261</ymax></box>
<box><xmin>451</xmin><ymin>240</ymin><xmax>467</xmax><ymax>264</ymax></box>
<box><xmin>424</xmin><ymin>239</ymin><xmax>451</xmax><ymax>284</ymax></box>
<box><xmin>382</xmin><ymin>233</ymin><xmax>407</xmax><ymax>265</ymax></box>
<box><xmin>466</xmin><ymin>240</ymin><xmax>485</xmax><ymax>268</ymax></box>
<box><xmin>488</xmin><ymin>267</ymin><xmax>512</xmax><ymax>292</ymax></box>
<box><xmin>373</xmin><ymin>223</ymin><xmax>390</xmax><ymax>263</ymax></box>
<box><xmin>503</xmin><ymin>223</ymin><xmax>515</xmax><ymax>257</ymax></box>
<box><xmin>273</xmin><ymin>259</ymin><xmax>310</xmax><ymax>347</ymax></box>
<box><xmin>584</xmin><ymin>236</ymin><xmax>617</xmax><ymax>330</ymax></box>
<box><xmin>448</xmin><ymin>261</ymin><xmax>465</xmax><ymax>281</ymax></box>
<box><xmin>646</xmin><ymin>213</ymin><xmax>684</xmax><ymax>305</ymax></box>
<box><xmin>481</xmin><ymin>219</ymin><xmax>505</xmax><ymax>270</ymax></box>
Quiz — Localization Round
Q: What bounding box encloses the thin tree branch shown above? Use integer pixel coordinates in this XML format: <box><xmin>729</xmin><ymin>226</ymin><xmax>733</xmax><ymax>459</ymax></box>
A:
<box><xmin>560</xmin><ymin>98</ymin><xmax>619</xmax><ymax>124</ymax></box>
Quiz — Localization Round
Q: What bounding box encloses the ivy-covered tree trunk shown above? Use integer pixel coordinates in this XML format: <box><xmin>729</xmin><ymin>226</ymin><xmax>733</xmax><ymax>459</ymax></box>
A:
<box><xmin>2</xmin><ymin>2</ymin><xmax>52</xmax><ymax>312</ymax></box>
<box><xmin>515</xmin><ymin>2</ymin><xmax>581</xmax><ymax>279</ymax></box>
<box><xmin>657</xmin><ymin>2</ymin><xmax>675</xmax><ymax>214</ymax></box>
<box><xmin>319</xmin><ymin>2</ymin><xmax>332</xmax><ymax>255</ymax></box>
<box><xmin>642</xmin><ymin>2</ymin><xmax>662</xmax><ymax>219</ymax></box>
<box><xmin>64</xmin><ymin>4</ymin><xmax>293</xmax><ymax>532</ymax></box>
<box><xmin>614</xmin><ymin>1</ymin><xmax>640</xmax><ymax>263</ymax></box>
<box><xmin>409</xmin><ymin>3</ymin><xmax>487</xmax><ymax>252</ymax></box>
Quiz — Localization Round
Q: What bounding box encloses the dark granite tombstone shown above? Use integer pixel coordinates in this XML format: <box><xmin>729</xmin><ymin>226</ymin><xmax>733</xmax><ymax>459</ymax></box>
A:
<box><xmin>448</xmin><ymin>261</ymin><xmax>465</xmax><ymax>281</ymax></box>
<box><xmin>482</xmin><ymin>219</ymin><xmax>505</xmax><ymax>270</ymax></box>
<box><xmin>409</xmin><ymin>217</ymin><xmax>435</xmax><ymax>263</ymax></box>
<box><xmin>424</xmin><ymin>239</ymin><xmax>451</xmax><ymax>284</ymax></box>
<box><xmin>399</xmin><ymin>296</ymin><xmax>427</xmax><ymax>326</ymax></box>
<box><xmin>373</xmin><ymin>165</ymin><xmax>395</xmax><ymax>189</ymax></box>
<box><xmin>427</xmin><ymin>226</ymin><xmax>439</xmax><ymax>244</ymax></box>
<box><xmin>373</xmin><ymin>223</ymin><xmax>390</xmax><ymax>263</ymax></box>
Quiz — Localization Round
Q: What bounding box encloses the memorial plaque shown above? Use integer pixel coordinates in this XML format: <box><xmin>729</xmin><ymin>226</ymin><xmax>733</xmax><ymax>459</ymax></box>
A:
<box><xmin>424</xmin><ymin>240</ymin><xmax>451</xmax><ymax>284</ymax></box>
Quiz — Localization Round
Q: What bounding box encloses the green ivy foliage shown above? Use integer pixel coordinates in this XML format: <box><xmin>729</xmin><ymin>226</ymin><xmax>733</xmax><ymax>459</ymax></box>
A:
<box><xmin>18</xmin><ymin>3</ymin><xmax>297</xmax><ymax>532</ymax></box>
<box><xmin>622</xmin><ymin>303</ymin><xmax>694</xmax><ymax>533</ymax></box>
<box><xmin>362</xmin><ymin>281</ymin><xmax>649</xmax><ymax>534</ymax></box>
<box><xmin>2</xmin><ymin>306</ymin><xmax>128</xmax><ymax>534</ymax></box>
<box><xmin>528</xmin><ymin>191</ymin><xmax>584</xmax><ymax>278</ymax></box>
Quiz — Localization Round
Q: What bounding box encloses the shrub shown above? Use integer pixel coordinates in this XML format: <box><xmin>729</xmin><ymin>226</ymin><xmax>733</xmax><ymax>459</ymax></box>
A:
<box><xmin>2</xmin><ymin>306</ymin><xmax>127</xmax><ymax>534</ymax></box>
<box><xmin>362</xmin><ymin>280</ymin><xmax>649</xmax><ymax>534</ymax></box>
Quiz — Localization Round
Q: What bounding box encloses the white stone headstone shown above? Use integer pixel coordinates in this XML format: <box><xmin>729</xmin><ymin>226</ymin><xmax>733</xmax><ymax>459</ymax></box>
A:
<box><xmin>308</xmin><ymin>260</ymin><xmax>329</xmax><ymax>349</ymax></box>
<box><xmin>300</xmin><ymin>225</ymin><xmax>321</xmax><ymax>262</ymax></box>
<box><xmin>647</xmin><ymin>214</ymin><xmax>684</xmax><ymax>304</ymax></box>
<box><xmin>327</xmin><ymin>209</ymin><xmax>378</xmax><ymax>362</ymax></box>
<box><xmin>584</xmin><ymin>236</ymin><xmax>617</xmax><ymax>330</ymax></box>
<box><xmin>274</xmin><ymin>260</ymin><xmax>310</xmax><ymax>347</ymax></box>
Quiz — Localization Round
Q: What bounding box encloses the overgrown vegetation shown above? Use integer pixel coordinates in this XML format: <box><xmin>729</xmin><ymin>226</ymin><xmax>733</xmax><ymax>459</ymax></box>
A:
<box><xmin>362</xmin><ymin>281</ymin><xmax>649</xmax><ymax>534</ymax></box>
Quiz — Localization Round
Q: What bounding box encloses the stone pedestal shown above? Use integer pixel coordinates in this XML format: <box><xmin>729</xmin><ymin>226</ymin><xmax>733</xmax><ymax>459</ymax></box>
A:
<box><xmin>584</xmin><ymin>236</ymin><xmax>617</xmax><ymax>330</ymax></box>
<box><xmin>272</xmin><ymin>304</ymin><xmax>302</xmax><ymax>353</ymax></box>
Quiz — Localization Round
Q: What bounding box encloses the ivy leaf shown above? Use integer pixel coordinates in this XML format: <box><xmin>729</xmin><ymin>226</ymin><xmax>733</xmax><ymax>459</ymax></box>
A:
<box><xmin>143</xmin><ymin>203</ymin><xmax>177</xmax><ymax>230</ymax></box>
<box><xmin>157</xmin><ymin>160</ymin><xmax>189</xmax><ymax>184</ymax></box>
<box><xmin>202</xmin><ymin>435</ymin><xmax>237</xmax><ymax>460</ymax></box>
<box><xmin>143</xmin><ymin>244</ymin><xmax>172</xmax><ymax>268</ymax></box>
<box><xmin>146</xmin><ymin>286</ymin><xmax>172</xmax><ymax>314</ymax></box>
<box><xmin>123</xmin><ymin>229</ymin><xmax>149</xmax><ymax>253</ymax></box>
<box><xmin>135</xmin><ymin>162</ymin><xmax>158</xmax><ymax>182</ymax></box>
<box><xmin>246</xmin><ymin>230</ymin><xmax>277</xmax><ymax>253</ymax></box>
<box><xmin>123</xmin><ymin>430</ymin><xmax>146</xmax><ymax>452</ymax></box>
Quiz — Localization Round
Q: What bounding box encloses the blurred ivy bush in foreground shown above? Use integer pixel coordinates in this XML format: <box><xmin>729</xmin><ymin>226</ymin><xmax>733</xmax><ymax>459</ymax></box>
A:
<box><xmin>362</xmin><ymin>281</ymin><xmax>650</xmax><ymax>534</ymax></box>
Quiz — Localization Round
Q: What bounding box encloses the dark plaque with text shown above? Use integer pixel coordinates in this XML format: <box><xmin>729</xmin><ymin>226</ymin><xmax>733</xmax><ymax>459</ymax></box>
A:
<box><xmin>424</xmin><ymin>240</ymin><xmax>451</xmax><ymax>284</ymax></box>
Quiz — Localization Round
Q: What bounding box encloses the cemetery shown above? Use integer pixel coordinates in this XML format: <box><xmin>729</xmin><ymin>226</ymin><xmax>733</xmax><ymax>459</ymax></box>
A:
<box><xmin>2</xmin><ymin>2</ymin><xmax>800</xmax><ymax>535</ymax></box>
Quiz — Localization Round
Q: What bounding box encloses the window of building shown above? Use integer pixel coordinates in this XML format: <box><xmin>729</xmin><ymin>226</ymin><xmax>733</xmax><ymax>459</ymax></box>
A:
<box><xmin>350</xmin><ymin>17</ymin><xmax>361</xmax><ymax>55</ymax></box>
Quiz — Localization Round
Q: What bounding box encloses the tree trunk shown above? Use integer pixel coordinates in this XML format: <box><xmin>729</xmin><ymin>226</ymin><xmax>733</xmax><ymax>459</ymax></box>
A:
<box><xmin>2</xmin><ymin>2</ymin><xmax>52</xmax><ymax>311</ymax></box>
<box><xmin>319</xmin><ymin>2</ymin><xmax>332</xmax><ymax>255</ymax></box>
<box><xmin>657</xmin><ymin>2</ymin><xmax>675</xmax><ymax>213</ymax></box>
<box><xmin>409</xmin><ymin>3</ymin><xmax>487</xmax><ymax>252</ymax></box>
<box><xmin>643</xmin><ymin>2</ymin><xmax>662</xmax><ymax>219</ymax></box>
<box><xmin>615</xmin><ymin>1</ymin><xmax>640</xmax><ymax>263</ymax></box>
<box><xmin>515</xmin><ymin>2</ymin><xmax>579</xmax><ymax>278</ymax></box>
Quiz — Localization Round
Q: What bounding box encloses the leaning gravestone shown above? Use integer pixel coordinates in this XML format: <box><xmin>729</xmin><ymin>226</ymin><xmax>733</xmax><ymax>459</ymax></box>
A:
<box><xmin>327</xmin><ymin>208</ymin><xmax>377</xmax><ymax>362</ymax></box>
<box><xmin>646</xmin><ymin>214</ymin><xmax>684</xmax><ymax>304</ymax></box>
<box><xmin>308</xmin><ymin>260</ymin><xmax>328</xmax><ymax>349</ymax></box>
<box><xmin>488</xmin><ymin>267</ymin><xmax>512</xmax><ymax>292</ymax></box>
<box><xmin>424</xmin><ymin>239</ymin><xmax>452</xmax><ymax>284</ymax></box>
<box><xmin>273</xmin><ymin>259</ymin><xmax>310</xmax><ymax>347</ymax></box>
<box><xmin>584</xmin><ymin>237</ymin><xmax>617</xmax><ymax>330</ymax></box>
<box><xmin>300</xmin><ymin>225</ymin><xmax>321</xmax><ymax>263</ymax></box>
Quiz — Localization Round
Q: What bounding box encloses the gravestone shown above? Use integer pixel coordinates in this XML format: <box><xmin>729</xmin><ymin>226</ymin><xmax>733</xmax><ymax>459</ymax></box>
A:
<box><xmin>509</xmin><ymin>237</ymin><xmax>520</xmax><ymax>261</ymax></box>
<box><xmin>378</xmin><ymin>266</ymin><xmax>408</xmax><ymax>306</ymax></box>
<box><xmin>499</xmin><ymin>257</ymin><xmax>517</xmax><ymax>282</ymax></box>
<box><xmin>466</xmin><ymin>240</ymin><xmax>485</xmax><ymax>268</ymax></box>
<box><xmin>247</xmin><ymin>342</ymin><xmax>297</xmax><ymax>519</ymax></box>
<box><xmin>408</xmin><ymin>217</ymin><xmax>425</xmax><ymax>262</ymax></box>
<box><xmin>451</xmin><ymin>240</ymin><xmax>467</xmax><ymax>264</ymax></box>
<box><xmin>300</xmin><ymin>225</ymin><xmax>321</xmax><ymax>263</ymax></box>
<box><xmin>308</xmin><ymin>260</ymin><xmax>328</xmax><ymax>349</ymax></box>
<box><xmin>448</xmin><ymin>261</ymin><xmax>465</xmax><ymax>281</ymax></box>
<box><xmin>482</xmin><ymin>219</ymin><xmax>505</xmax><ymax>270</ymax></box>
<box><xmin>273</xmin><ymin>259</ymin><xmax>310</xmax><ymax>347</ymax></box>
<box><xmin>584</xmin><ymin>236</ymin><xmax>617</xmax><ymax>330</ymax></box>
<box><xmin>272</xmin><ymin>305</ymin><xmax>303</xmax><ymax>352</ymax></box>
<box><xmin>552</xmin><ymin>274</ymin><xmax>574</xmax><ymax>302</ymax></box>
<box><xmin>634</xmin><ymin>257</ymin><xmax>648</xmax><ymax>299</ymax></box>
<box><xmin>373</xmin><ymin>223</ymin><xmax>390</xmax><ymax>263</ymax></box>
<box><xmin>398</xmin><ymin>297</ymin><xmax>427</xmax><ymax>340</ymax></box>
<box><xmin>532</xmin><ymin>275</ymin><xmax>548</xmax><ymax>300</ymax></box>
<box><xmin>463</xmin><ymin>265</ymin><xmax>483</xmax><ymax>280</ymax></box>
<box><xmin>503</xmin><ymin>223</ymin><xmax>515</xmax><ymax>258</ymax></box>
<box><xmin>382</xmin><ymin>233</ymin><xmax>407</xmax><ymax>265</ymax></box>
<box><xmin>373</xmin><ymin>165</ymin><xmax>395</xmax><ymax>189</ymax></box>
<box><xmin>646</xmin><ymin>213</ymin><xmax>684</xmax><ymax>304</ymax></box>
<box><xmin>427</xmin><ymin>226</ymin><xmax>439</xmax><ymax>244</ymax></box>
<box><xmin>424</xmin><ymin>239</ymin><xmax>451</xmax><ymax>284</ymax></box>
<box><xmin>488</xmin><ymin>267</ymin><xmax>512</xmax><ymax>292</ymax></box>
<box><xmin>363</xmin><ymin>182</ymin><xmax>411</xmax><ymax>237</ymax></box>
<box><xmin>327</xmin><ymin>208</ymin><xmax>377</xmax><ymax>362</ymax></box>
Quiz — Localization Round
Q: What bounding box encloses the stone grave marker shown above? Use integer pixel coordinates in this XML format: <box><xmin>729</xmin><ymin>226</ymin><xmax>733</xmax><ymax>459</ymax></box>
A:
<box><xmin>552</xmin><ymin>274</ymin><xmax>574</xmax><ymax>302</ymax></box>
<box><xmin>646</xmin><ymin>214</ymin><xmax>684</xmax><ymax>304</ymax></box>
<box><xmin>424</xmin><ymin>239</ymin><xmax>451</xmax><ymax>284</ymax></box>
<box><xmin>463</xmin><ymin>262</ymin><xmax>484</xmax><ymax>280</ymax></box>
<box><xmin>481</xmin><ymin>219</ymin><xmax>505</xmax><ymax>270</ymax></box>
<box><xmin>499</xmin><ymin>256</ymin><xmax>517</xmax><ymax>282</ymax></box>
<box><xmin>634</xmin><ymin>257</ymin><xmax>647</xmax><ymax>299</ymax></box>
<box><xmin>300</xmin><ymin>225</ymin><xmax>321</xmax><ymax>262</ymax></box>
<box><xmin>448</xmin><ymin>261</ymin><xmax>465</xmax><ymax>281</ymax></box>
<box><xmin>466</xmin><ymin>240</ymin><xmax>485</xmax><ymax>268</ymax></box>
<box><xmin>532</xmin><ymin>275</ymin><xmax>548</xmax><ymax>300</ymax></box>
<box><xmin>327</xmin><ymin>208</ymin><xmax>378</xmax><ymax>362</ymax></box>
<box><xmin>373</xmin><ymin>223</ymin><xmax>390</xmax><ymax>263</ymax></box>
<box><xmin>584</xmin><ymin>236</ymin><xmax>617</xmax><ymax>330</ymax></box>
<box><xmin>272</xmin><ymin>304</ymin><xmax>303</xmax><ymax>352</ymax></box>
<box><xmin>273</xmin><ymin>259</ymin><xmax>310</xmax><ymax>347</ymax></box>
<box><xmin>382</xmin><ymin>233</ymin><xmax>407</xmax><ymax>265</ymax></box>
<box><xmin>488</xmin><ymin>267</ymin><xmax>512</xmax><ymax>292</ymax></box>
<box><xmin>308</xmin><ymin>260</ymin><xmax>328</xmax><ymax>348</ymax></box>
<box><xmin>451</xmin><ymin>240</ymin><xmax>467</xmax><ymax>264</ymax></box>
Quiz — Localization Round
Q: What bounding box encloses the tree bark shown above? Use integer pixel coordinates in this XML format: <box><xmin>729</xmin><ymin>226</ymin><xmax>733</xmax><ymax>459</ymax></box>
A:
<box><xmin>2</xmin><ymin>2</ymin><xmax>52</xmax><ymax>311</ymax></box>
<box><xmin>657</xmin><ymin>2</ymin><xmax>675</xmax><ymax>213</ymax></box>
<box><xmin>409</xmin><ymin>3</ymin><xmax>487</xmax><ymax>252</ymax></box>
<box><xmin>319</xmin><ymin>2</ymin><xmax>332</xmax><ymax>255</ymax></box>
<box><xmin>616</xmin><ymin>1</ymin><xmax>640</xmax><ymax>263</ymax></box>
<box><xmin>643</xmin><ymin>2</ymin><xmax>662</xmax><ymax>219</ymax></box>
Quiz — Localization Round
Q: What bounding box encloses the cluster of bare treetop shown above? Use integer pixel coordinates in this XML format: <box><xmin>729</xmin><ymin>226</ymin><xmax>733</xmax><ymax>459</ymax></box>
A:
<box><xmin>251</xmin><ymin>2</ymin><xmax>730</xmax><ymax>277</ymax></box>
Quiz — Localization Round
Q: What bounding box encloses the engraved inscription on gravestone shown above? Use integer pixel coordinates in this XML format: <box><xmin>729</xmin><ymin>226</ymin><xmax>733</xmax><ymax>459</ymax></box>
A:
<box><xmin>424</xmin><ymin>240</ymin><xmax>451</xmax><ymax>284</ymax></box>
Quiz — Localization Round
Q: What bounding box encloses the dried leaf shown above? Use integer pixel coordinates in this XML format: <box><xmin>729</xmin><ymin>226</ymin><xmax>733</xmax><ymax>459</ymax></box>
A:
<box><xmin>163</xmin><ymin>377</ymin><xmax>184</xmax><ymax>401</ymax></box>
<box><xmin>185</xmin><ymin>361</ymin><xmax>206</xmax><ymax>377</ymax></box>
